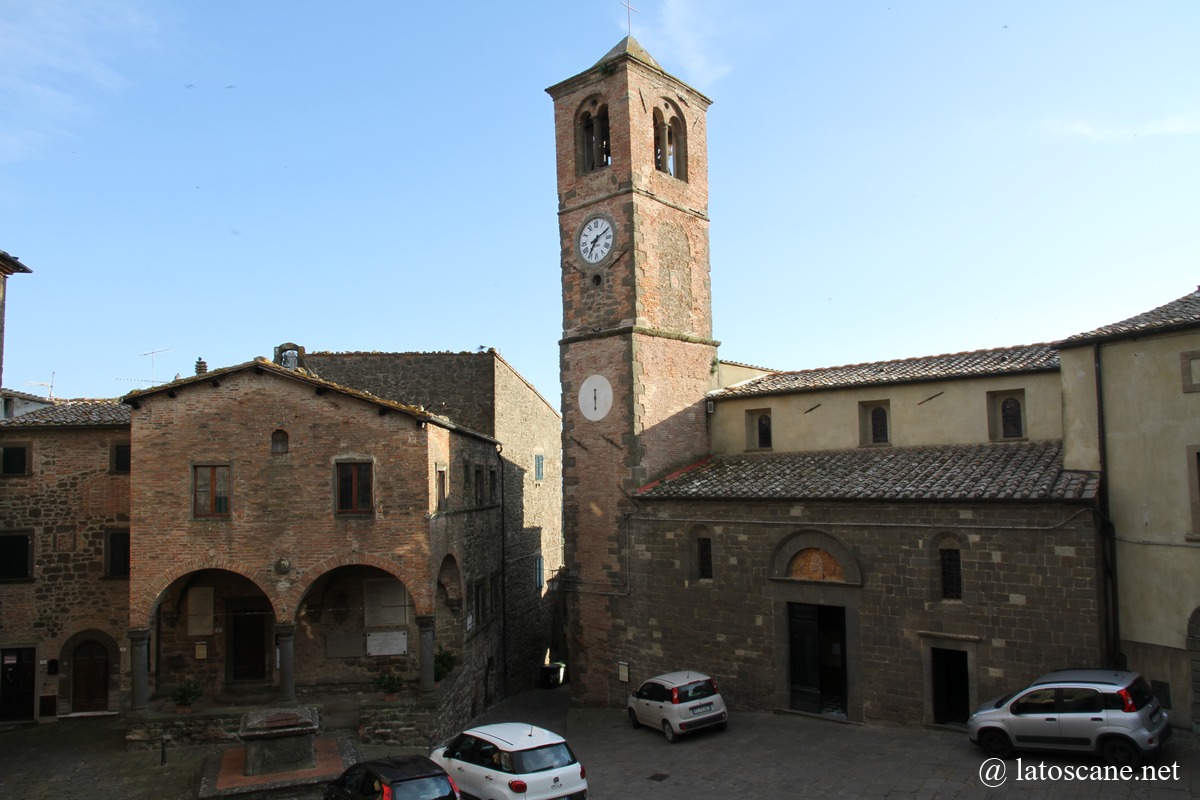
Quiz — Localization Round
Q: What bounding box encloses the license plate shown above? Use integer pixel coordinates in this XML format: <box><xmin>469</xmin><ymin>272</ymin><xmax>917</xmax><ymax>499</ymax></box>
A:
<box><xmin>691</xmin><ymin>703</ymin><xmax>712</xmax><ymax>715</ymax></box>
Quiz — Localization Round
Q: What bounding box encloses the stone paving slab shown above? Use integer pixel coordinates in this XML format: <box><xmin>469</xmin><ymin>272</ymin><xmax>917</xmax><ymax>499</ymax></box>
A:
<box><xmin>0</xmin><ymin>688</ymin><xmax>1195</xmax><ymax>800</ymax></box>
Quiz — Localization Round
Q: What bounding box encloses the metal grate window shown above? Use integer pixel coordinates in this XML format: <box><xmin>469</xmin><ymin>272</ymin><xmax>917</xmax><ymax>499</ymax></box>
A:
<box><xmin>940</xmin><ymin>548</ymin><xmax>963</xmax><ymax>600</ymax></box>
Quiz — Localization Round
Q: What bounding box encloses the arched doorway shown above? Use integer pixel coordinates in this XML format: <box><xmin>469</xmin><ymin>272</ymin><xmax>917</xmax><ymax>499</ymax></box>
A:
<box><xmin>72</xmin><ymin>641</ymin><xmax>109</xmax><ymax>712</ymax></box>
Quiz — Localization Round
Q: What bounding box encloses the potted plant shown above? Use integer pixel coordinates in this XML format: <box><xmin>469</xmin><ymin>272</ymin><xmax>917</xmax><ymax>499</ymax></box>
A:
<box><xmin>171</xmin><ymin>680</ymin><xmax>202</xmax><ymax>713</ymax></box>
<box><xmin>377</xmin><ymin>671</ymin><xmax>405</xmax><ymax>700</ymax></box>
<box><xmin>434</xmin><ymin>648</ymin><xmax>456</xmax><ymax>683</ymax></box>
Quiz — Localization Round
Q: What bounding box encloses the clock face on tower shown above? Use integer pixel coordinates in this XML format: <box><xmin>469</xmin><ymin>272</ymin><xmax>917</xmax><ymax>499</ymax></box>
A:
<box><xmin>578</xmin><ymin>374</ymin><xmax>613</xmax><ymax>421</ymax></box>
<box><xmin>576</xmin><ymin>214</ymin><xmax>615</xmax><ymax>265</ymax></box>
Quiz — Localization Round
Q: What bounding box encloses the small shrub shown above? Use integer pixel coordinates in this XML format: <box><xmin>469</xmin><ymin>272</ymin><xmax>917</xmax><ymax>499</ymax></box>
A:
<box><xmin>434</xmin><ymin>648</ymin><xmax>456</xmax><ymax>682</ymax></box>
<box><xmin>172</xmin><ymin>680</ymin><xmax>202</xmax><ymax>707</ymax></box>
<box><xmin>377</xmin><ymin>671</ymin><xmax>405</xmax><ymax>694</ymax></box>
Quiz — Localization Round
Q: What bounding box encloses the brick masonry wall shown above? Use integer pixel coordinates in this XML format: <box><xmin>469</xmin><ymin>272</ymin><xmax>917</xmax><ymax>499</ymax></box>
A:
<box><xmin>491</xmin><ymin>359</ymin><xmax>564</xmax><ymax>695</ymax></box>
<box><xmin>551</xmin><ymin>46</ymin><xmax>719</xmax><ymax>709</ymax></box>
<box><xmin>302</xmin><ymin>351</ymin><xmax>497</xmax><ymax>436</ymax></box>
<box><xmin>614</xmin><ymin>497</ymin><xmax>1105</xmax><ymax>724</ymax></box>
<box><xmin>0</xmin><ymin>425</ymin><xmax>130</xmax><ymax>714</ymax></box>
<box><xmin>128</xmin><ymin>368</ymin><xmax>503</xmax><ymax>707</ymax></box>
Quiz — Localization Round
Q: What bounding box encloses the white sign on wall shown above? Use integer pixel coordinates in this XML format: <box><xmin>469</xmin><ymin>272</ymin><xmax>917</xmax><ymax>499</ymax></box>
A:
<box><xmin>366</xmin><ymin>630</ymin><xmax>408</xmax><ymax>656</ymax></box>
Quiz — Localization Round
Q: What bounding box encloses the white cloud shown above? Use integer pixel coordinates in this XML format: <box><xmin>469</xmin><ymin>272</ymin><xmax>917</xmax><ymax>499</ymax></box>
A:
<box><xmin>0</xmin><ymin>0</ymin><xmax>159</xmax><ymax>161</ymax></box>
<box><xmin>1045</xmin><ymin>113</ymin><xmax>1200</xmax><ymax>141</ymax></box>
<box><xmin>632</xmin><ymin>0</ymin><xmax>736</xmax><ymax>89</ymax></box>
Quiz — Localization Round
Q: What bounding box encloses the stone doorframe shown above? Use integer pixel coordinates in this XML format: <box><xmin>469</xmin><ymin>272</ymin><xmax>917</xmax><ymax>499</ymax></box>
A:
<box><xmin>1188</xmin><ymin>605</ymin><xmax>1200</xmax><ymax>730</ymax></box>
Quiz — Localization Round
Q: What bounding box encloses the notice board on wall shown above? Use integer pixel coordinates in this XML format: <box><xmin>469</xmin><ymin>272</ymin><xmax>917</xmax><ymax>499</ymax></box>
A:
<box><xmin>366</xmin><ymin>630</ymin><xmax>408</xmax><ymax>656</ymax></box>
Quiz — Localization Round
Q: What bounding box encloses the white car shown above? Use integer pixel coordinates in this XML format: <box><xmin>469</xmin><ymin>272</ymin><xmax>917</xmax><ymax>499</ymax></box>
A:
<box><xmin>627</xmin><ymin>670</ymin><xmax>728</xmax><ymax>743</ymax></box>
<box><xmin>430</xmin><ymin>722</ymin><xmax>587</xmax><ymax>800</ymax></box>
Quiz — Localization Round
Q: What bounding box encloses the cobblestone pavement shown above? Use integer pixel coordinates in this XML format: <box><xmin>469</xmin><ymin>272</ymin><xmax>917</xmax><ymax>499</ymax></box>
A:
<box><xmin>1</xmin><ymin>688</ymin><xmax>1195</xmax><ymax>799</ymax></box>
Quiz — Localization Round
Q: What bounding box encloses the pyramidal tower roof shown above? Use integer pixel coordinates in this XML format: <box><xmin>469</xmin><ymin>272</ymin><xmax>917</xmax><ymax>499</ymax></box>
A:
<box><xmin>594</xmin><ymin>35</ymin><xmax>662</xmax><ymax>71</ymax></box>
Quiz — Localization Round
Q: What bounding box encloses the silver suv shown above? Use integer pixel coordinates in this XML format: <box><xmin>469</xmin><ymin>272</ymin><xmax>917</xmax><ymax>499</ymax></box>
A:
<box><xmin>968</xmin><ymin>669</ymin><xmax>1171</xmax><ymax>766</ymax></box>
<box><xmin>627</xmin><ymin>671</ymin><xmax>728</xmax><ymax>743</ymax></box>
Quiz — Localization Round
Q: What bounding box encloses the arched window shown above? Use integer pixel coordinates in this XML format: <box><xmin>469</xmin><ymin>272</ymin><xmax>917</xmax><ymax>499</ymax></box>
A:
<box><xmin>577</xmin><ymin>101</ymin><xmax>610</xmax><ymax>174</ymax></box>
<box><xmin>1001</xmin><ymin>397</ymin><xmax>1023</xmax><ymax>439</ymax></box>
<box><xmin>653</xmin><ymin>102</ymin><xmax>688</xmax><ymax>181</ymax></box>
<box><xmin>757</xmin><ymin>414</ymin><xmax>772</xmax><ymax>448</ymax></box>
<box><xmin>271</xmin><ymin>430</ymin><xmax>288</xmax><ymax>454</ymax></box>
<box><xmin>870</xmin><ymin>406</ymin><xmax>889</xmax><ymax>444</ymax></box>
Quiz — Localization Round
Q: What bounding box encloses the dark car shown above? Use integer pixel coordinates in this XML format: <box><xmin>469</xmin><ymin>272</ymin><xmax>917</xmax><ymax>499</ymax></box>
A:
<box><xmin>325</xmin><ymin>755</ymin><xmax>460</xmax><ymax>800</ymax></box>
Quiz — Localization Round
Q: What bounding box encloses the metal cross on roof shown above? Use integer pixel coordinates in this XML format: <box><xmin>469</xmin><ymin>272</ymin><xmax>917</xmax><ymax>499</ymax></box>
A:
<box><xmin>622</xmin><ymin>0</ymin><xmax>638</xmax><ymax>35</ymax></box>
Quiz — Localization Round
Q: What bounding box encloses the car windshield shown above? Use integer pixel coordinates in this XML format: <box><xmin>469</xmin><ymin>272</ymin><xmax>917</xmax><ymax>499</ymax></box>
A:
<box><xmin>679</xmin><ymin>680</ymin><xmax>717</xmax><ymax>702</ymax></box>
<box><xmin>391</xmin><ymin>775</ymin><xmax>458</xmax><ymax>800</ymax></box>
<box><xmin>512</xmin><ymin>743</ymin><xmax>576</xmax><ymax>773</ymax></box>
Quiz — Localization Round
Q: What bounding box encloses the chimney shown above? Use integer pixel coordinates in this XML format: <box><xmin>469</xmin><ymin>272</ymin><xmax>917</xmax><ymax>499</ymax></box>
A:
<box><xmin>195</xmin><ymin>357</ymin><xmax>208</xmax><ymax>375</ymax></box>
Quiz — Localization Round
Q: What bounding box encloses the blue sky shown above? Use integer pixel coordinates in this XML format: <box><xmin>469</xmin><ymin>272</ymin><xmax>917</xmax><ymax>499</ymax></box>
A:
<box><xmin>2</xmin><ymin>1</ymin><xmax>1197</xmax><ymax>404</ymax></box>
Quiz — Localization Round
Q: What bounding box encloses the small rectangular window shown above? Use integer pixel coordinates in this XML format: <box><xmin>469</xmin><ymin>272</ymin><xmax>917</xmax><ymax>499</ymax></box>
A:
<box><xmin>940</xmin><ymin>548</ymin><xmax>963</xmax><ymax>600</ymax></box>
<box><xmin>336</xmin><ymin>462</ymin><xmax>373</xmax><ymax>514</ymax></box>
<box><xmin>436</xmin><ymin>466</ymin><xmax>448</xmax><ymax>512</ymax></box>
<box><xmin>474</xmin><ymin>467</ymin><xmax>485</xmax><ymax>505</ymax></box>
<box><xmin>193</xmin><ymin>465</ymin><xmax>230</xmax><ymax>517</ymax></box>
<box><xmin>534</xmin><ymin>454</ymin><xmax>545</xmax><ymax>482</ymax></box>
<box><xmin>0</xmin><ymin>532</ymin><xmax>32</xmax><ymax>580</ymax></box>
<box><xmin>1</xmin><ymin>444</ymin><xmax>29</xmax><ymax>475</ymax></box>
<box><xmin>697</xmin><ymin>537</ymin><xmax>713</xmax><ymax>580</ymax></box>
<box><xmin>106</xmin><ymin>530</ymin><xmax>130</xmax><ymax>578</ymax></box>
<box><xmin>473</xmin><ymin>580</ymin><xmax>487</xmax><ymax>623</ymax></box>
<box><xmin>535</xmin><ymin>555</ymin><xmax>545</xmax><ymax>590</ymax></box>
<box><xmin>111</xmin><ymin>443</ymin><xmax>131</xmax><ymax>474</ymax></box>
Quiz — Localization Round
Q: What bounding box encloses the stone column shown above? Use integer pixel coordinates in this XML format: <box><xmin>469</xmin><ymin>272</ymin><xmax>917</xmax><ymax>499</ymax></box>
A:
<box><xmin>417</xmin><ymin>615</ymin><xmax>436</xmax><ymax>692</ymax></box>
<box><xmin>276</xmin><ymin>623</ymin><xmax>296</xmax><ymax>701</ymax></box>
<box><xmin>128</xmin><ymin>628</ymin><xmax>151</xmax><ymax>710</ymax></box>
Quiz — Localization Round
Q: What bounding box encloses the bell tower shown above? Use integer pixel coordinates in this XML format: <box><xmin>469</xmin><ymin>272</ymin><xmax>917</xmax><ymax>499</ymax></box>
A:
<box><xmin>547</xmin><ymin>38</ymin><xmax>717</xmax><ymax>705</ymax></box>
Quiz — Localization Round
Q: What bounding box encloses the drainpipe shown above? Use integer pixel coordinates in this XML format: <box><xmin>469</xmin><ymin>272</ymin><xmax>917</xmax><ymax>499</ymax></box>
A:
<box><xmin>495</xmin><ymin>443</ymin><xmax>509</xmax><ymax>697</ymax></box>
<box><xmin>1093</xmin><ymin>342</ymin><xmax>1122</xmax><ymax>668</ymax></box>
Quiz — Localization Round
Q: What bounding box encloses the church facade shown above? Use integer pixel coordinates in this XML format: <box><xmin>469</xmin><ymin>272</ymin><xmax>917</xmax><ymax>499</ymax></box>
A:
<box><xmin>549</xmin><ymin>39</ymin><xmax>1194</xmax><ymax>730</ymax></box>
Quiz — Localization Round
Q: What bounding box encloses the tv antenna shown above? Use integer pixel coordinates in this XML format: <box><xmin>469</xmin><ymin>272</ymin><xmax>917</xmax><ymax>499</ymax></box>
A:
<box><xmin>26</xmin><ymin>371</ymin><xmax>55</xmax><ymax>398</ymax></box>
<box><xmin>140</xmin><ymin>348</ymin><xmax>174</xmax><ymax>385</ymax></box>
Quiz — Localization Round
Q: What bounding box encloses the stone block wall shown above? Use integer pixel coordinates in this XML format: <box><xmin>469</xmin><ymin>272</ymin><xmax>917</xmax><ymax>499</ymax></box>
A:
<box><xmin>615</xmin><ymin>497</ymin><xmax>1105</xmax><ymax>725</ymax></box>
<box><xmin>0</xmin><ymin>423</ymin><xmax>130</xmax><ymax>716</ymax></box>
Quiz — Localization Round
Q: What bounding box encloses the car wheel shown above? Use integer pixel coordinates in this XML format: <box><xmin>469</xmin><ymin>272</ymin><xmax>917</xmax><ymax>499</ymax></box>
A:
<box><xmin>1100</xmin><ymin>737</ymin><xmax>1142</xmax><ymax>768</ymax></box>
<box><xmin>661</xmin><ymin>720</ymin><xmax>678</xmax><ymax>743</ymax></box>
<box><xmin>979</xmin><ymin>729</ymin><xmax>1013</xmax><ymax>759</ymax></box>
<box><xmin>628</xmin><ymin>708</ymin><xmax>640</xmax><ymax>729</ymax></box>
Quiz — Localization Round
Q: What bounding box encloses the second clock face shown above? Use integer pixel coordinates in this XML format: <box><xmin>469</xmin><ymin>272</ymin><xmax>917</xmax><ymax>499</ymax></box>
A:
<box><xmin>577</xmin><ymin>215</ymin><xmax>615</xmax><ymax>265</ymax></box>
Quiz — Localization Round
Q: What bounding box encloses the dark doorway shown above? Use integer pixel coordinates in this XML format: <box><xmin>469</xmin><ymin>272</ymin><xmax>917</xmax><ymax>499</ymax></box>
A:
<box><xmin>72</xmin><ymin>641</ymin><xmax>109</xmax><ymax>713</ymax></box>
<box><xmin>1</xmin><ymin>648</ymin><xmax>36</xmax><ymax>720</ymax></box>
<box><xmin>931</xmin><ymin>647</ymin><xmax>970</xmax><ymax>724</ymax></box>
<box><xmin>227</xmin><ymin>602</ymin><xmax>271</xmax><ymax>682</ymax></box>
<box><xmin>788</xmin><ymin>603</ymin><xmax>847</xmax><ymax>716</ymax></box>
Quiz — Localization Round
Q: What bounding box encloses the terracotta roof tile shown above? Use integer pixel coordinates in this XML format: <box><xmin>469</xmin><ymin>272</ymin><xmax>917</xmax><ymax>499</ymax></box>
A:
<box><xmin>1060</xmin><ymin>289</ymin><xmax>1200</xmax><ymax>345</ymax></box>
<box><xmin>638</xmin><ymin>440</ymin><xmax>1097</xmax><ymax>502</ymax></box>
<box><xmin>717</xmin><ymin>344</ymin><xmax>1058</xmax><ymax>398</ymax></box>
<box><xmin>0</xmin><ymin>399</ymin><xmax>130</xmax><ymax>427</ymax></box>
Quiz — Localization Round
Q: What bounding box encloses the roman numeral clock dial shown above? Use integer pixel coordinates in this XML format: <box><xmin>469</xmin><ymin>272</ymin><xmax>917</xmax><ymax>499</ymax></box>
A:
<box><xmin>577</xmin><ymin>214</ymin><xmax>615</xmax><ymax>265</ymax></box>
